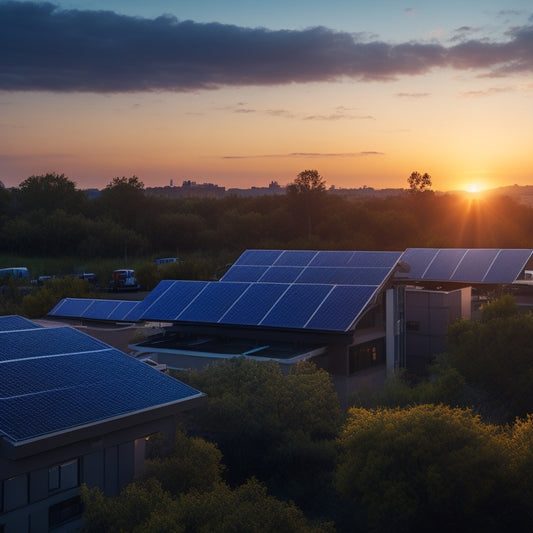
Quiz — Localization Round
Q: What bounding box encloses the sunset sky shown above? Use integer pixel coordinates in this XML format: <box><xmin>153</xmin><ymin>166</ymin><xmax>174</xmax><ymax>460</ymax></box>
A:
<box><xmin>1</xmin><ymin>0</ymin><xmax>532</xmax><ymax>191</ymax></box>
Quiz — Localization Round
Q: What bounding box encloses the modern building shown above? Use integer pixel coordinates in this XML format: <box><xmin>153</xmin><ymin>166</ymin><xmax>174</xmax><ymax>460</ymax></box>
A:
<box><xmin>47</xmin><ymin>248</ymin><xmax>533</xmax><ymax>402</ymax></box>
<box><xmin>0</xmin><ymin>316</ymin><xmax>204</xmax><ymax>533</ymax></box>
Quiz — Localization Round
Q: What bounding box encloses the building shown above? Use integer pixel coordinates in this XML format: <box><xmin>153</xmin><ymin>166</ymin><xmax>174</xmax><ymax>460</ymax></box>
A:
<box><xmin>47</xmin><ymin>248</ymin><xmax>533</xmax><ymax>403</ymax></box>
<box><xmin>0</xmin><ymin>316</ymin><xmax>204</xmax><ymax>533</ymax></box>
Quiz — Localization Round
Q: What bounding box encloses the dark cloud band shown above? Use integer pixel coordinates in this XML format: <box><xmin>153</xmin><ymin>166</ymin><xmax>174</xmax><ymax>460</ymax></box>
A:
<box><xmin>1</xmin><ymin>1</ymin><xmax>532</xmax><ymax>93</ymax></box>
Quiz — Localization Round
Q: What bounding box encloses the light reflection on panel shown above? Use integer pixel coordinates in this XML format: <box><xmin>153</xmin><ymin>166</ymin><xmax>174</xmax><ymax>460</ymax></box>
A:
<box><xmin>348</xmin><ymin>251</ymin><xmax>402</xmax><ymax>268</ymax></box>
<box><xmin>483</xmin><ymin>249</ymin><xmax>533</xmax><ymax>283</ymax></box>
<box><xmin>399</xmin><ymin>248</ymin><xmax>438</xmax><ymax>279</ymax></box>
<box><xmin>309</xmin><ymin>251</ymin><xmax>354</xmax><ymax>267</ymax></box>
<box><xmin>423</xmin><ymin>249</ymin><xmax>467</xmax><ymax>281</ymax></box>
<box><xmin>48</xmin><ymin>298</ymin><xmax>93</xmax><ymax>318</ymax></box>
<box><xmin>450</xmin><ymin>249</ymin><xmax>499</xmax><ymax>282</ymax></box>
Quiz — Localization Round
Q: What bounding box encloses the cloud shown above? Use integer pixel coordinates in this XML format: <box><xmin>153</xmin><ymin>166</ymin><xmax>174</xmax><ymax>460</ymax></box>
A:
<box><xmin>395</xmin><ymin>92</ymin><xmax>430</xmax><ymax>98</ymax></box>
<box><xmin>221</xmin><ymin>152</ymin><xmax>384</xmax><ymax>159</ymax></box>
<box><xmin>1</xmin><ymin>1</ymin><xmax>533</xmax><ymax>93</ymax></box>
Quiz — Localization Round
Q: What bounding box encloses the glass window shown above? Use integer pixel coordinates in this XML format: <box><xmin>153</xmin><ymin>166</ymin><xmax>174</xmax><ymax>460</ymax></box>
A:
<box><xmin>48</xmin><ymin>496</ymin><xmax>83</xmax><ymax>529</ymax></box>
<box><xmin>48</xmin><ymin>465</ymin><xmax>60</xmax><ymax>491</ymax></box>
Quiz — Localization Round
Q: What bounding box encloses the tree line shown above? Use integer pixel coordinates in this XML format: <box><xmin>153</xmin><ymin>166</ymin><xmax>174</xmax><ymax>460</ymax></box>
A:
<box><xmin>2</xmin><ymin>171</ymin><xmax>533</xmax><ymax>264</ymax></box>
<box><xmin>81</xmin><ymin>298</ymin><xmax>532</xmax><ymax>532</ymax></box>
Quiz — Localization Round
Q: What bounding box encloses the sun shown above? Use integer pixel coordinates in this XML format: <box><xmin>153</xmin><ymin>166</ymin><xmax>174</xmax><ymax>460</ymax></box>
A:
<box><xmin>465</xmin><ymin>183</ymin><xmax>481</xmax><ymax>193</ymax></box>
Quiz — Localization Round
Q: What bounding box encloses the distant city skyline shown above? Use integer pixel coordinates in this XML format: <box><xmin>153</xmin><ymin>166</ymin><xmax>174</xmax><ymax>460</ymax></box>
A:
<box><xmin>1</xmin><ymin>0</ymin><xmax>532</xmax><ymax>192</ymax></box>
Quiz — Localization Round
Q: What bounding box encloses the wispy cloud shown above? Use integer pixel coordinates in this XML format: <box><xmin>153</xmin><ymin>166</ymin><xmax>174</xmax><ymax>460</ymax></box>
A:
<box><xmin>395</xmin><ymin>92</ymin><xmax>431</xmax><ymax>98</ymax></box>
<box><xmin>1</xmin><ymin>2</ymin><xmax>532</xmax><ymax>93</ymax></box>
<box><xmin>221</xmin><ymin>152</ymin><xmax>384</xmax><ymax>159</ymax></box>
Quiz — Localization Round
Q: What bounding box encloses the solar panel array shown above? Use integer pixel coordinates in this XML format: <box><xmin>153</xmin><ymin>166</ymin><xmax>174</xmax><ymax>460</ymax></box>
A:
<box><xmin>49</xmin><ymin>298</ymin><xmax>141</xmax><ymax>322</ymax></box>
<box><xmin>0</xmin><ymin>315</ymin><xmax>42</xmax><ymax>332</ymax></box>
<box><xmin>138</xmin><ymin>250</ymin><xmax>402</xmax><ymax>332</ymax></box>
<box><xmin>399</xmin><ymin>248</ymin><xmax>533</xmax><ymax>283</ymax></box>
<box><xmin>0</xmin><ymin>319</ymin><xmax>203</xmax><ymax>443</ymax></box>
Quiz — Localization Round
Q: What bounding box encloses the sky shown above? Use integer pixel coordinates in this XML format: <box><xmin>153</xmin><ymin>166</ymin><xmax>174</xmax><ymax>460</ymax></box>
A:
<box><xmin>1</xmin><ymin>1</ymin><xmax>532</xmax><ymax>191</ymax></box>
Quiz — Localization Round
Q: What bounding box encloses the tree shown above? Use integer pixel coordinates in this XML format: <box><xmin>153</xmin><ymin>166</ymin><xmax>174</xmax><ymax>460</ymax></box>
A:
<box><xmin>177</xmin><ymin>358</ymin><xmax>342</xmax><ymax>508</ymax></box>
<box><xmin>446</xmin><ymin>295</ymin><xmax>533</xmax><ymax>419</ymax></box>
<box><xmin>16</xmin><ymin>172</ymin><xmax>87</xmax><ymax>213</ymax></box>
<box><xmin>286</xmin><ymin>169</ymin><xmax>327</xmax><ymax>237</ymax></box>
<box><xmin>336</xmin><ymin>404</ymin><xmax>513</xmax><ymax>533</ymax></box>
<box><xmin>407</xmin><ymin>171</ymin><xmax>432</xmax><ymax>194</ymax></box>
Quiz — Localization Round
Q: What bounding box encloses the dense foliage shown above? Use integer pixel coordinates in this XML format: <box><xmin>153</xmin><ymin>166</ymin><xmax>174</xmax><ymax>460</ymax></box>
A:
<box><xmin>2</xmin><ymin>172</ymin><xmax>533</xmax><ymax>264</ymax></box>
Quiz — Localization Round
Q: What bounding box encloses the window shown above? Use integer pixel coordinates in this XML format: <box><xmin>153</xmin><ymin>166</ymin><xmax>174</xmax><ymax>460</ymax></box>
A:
<box><xmin>48</xmin><ymin>496</ymin><xmax>83</xmax><ymax>529</ymax></box>
<box><xmin>406</xmin><ymin>320</ymin><xmax>421</xmax><ymax>331</ymax></box>
<box><xmin>349</xmin><ymin>339</ymin><xmax>385</xmax><ymax>374</ymax></box>
<box><xmin>48</xmin><ymin>459</ymin><xmax>79</xmax><ymax>493</ymax></box>
<box><xmin>48</xmin><ymin>466</ymin><xmax>60</xmax><ymax>491</ymax></box>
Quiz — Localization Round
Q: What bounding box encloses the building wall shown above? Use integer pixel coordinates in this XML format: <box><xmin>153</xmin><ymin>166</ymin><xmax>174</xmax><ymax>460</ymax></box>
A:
<box><xmin>405</xmin><ymin>287</ymin><xmax>471</xmax><ymax>373</ymax></box>
<box><xmin>0</xmin><ymin>416</ymin><xmax>179</xmax><ymax>533</ymax></box>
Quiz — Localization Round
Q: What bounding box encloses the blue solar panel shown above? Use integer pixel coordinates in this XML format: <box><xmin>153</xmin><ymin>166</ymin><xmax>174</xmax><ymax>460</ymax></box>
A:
<box><xmin>234</xmin><ymin>249</ymin><xmax>283</xmax><ymax>266</ymax></box>
<box><xmin>220</xmin><ymin>265</ymin><xmax>269</xmax><ymax>282</ymax></box>
<box><xmin>423</xmin><ymin>249</ymin><xmax>467</xmax><ymax>281</ymax></box>
<box><xmin>221</xmin><ymin>283</ymin><xmax>288</xmax><ymax>325</ymax></box>
<box><xmin>273</xmin><ymin>250</ymin><xmax>317</xmax><ymax>266</ymax></box>
<box><xmin>450</xmin><ymin>249</ymin><xmax>499</xmax><ymax>282</ymax></box>
<box><xmin>306</xmin><ymin>285</ymin><xmax>377</xmax><ymax>331</ymax></box>
<box><xmin>297</xmin><ymin>267</ymin><xmax>390</xmax><ymax>286</ymax></box>
<box><xmin>82</xmin><ymin>300</ymin><xmax>122</xmax><ymax>320</ymax></box>
<box><xmin>108</xmin><ymin>300</ymin><xmax>141</xmax><ymax>322</ymax></box>
<box><xmin>260</xmin><ymin>284</ymin><xmax>333</xmax><ymax>329</ymax></box>
<box><xmin>0</xmin><ymin>315</ymin><xmax>41</xmax><ymax>332</ymax></box>
<box><xmin>0</xmin><ymin>327</ymin><xmax>109</xmax><ymax>362</ymax></box>
<box><xmin>260</xmin><ymin>266</ymin><xmax>304</xmax><ymax>283</ymax></box>
<box><xmin>177</xmin><ymin>282</ymin><xmax>250</xmax><ymax>323</ymax></box>
<box><xmin>141</xmin><ymin>281</ymin><xmax>208</xmax><ymax>321</ymax></box>
<box><xmin>309</xmin><ymin>251</ymin><xmax>354</xmax><ymax>267</ymax></box>
<box><xmin>347</xmin><ymin>251</ymin><xmax>402</xmax><ymax>268</ymax></box>
<box><xmin>398</xmin><ymin>248</ymin><xmax>439</xmax><ymax>279</ymax></box>
<box><xmin>48</xmin><ymin>298</ymin><xmax>94</xmax><ymax>318</ymax></box>
<box><xmin>483</xmin><ymin>249</ymin><xmax>533</xmax><ymax>283</ymax></box>
<box><xmin>0</xmin><ymin>344</ymin><xmax>202</xmax><ymax>442</ymax></box>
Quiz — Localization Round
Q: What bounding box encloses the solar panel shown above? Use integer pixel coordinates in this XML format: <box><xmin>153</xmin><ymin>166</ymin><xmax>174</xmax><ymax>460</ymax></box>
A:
<box><xmin>400</xmin><ymin>248</ymin><xmax>533</xmax><ymax>283</ymax></box>
<box><xmin>108</xmin><ymin>300</ymin><xmax>142</xmax><ymax>322</ymax></box>
<box><xmin>82</xmin><ymin>300</ymin><xmax>122</xmax><ymax>320</ymax></box>
<box><xmin>0</xmin><ymin>326</ymin><xmax>109</xmax><ymax>362</ymax></box>
<box><xmin>450</xmin><ymin>249</ymin><xmax>499</xmax><ymax>282</ymax></box>
<box><xmin>423</xmin><ymin>249</ymin><xmax>467</xmax><ymax>281</ymax></box>
<box><xmin>0</xmin><ymin>315</ymin><xmax>41</xmax><ymax>332</ymax></box>
<box><xmin>306</xmin><ymin>285</ymin><xmax>377</xmax><ymax>331</ymax></box>
<box><xmin>297</xmin><ymin>267</ymin><xmax>390</xmax><ymax>286</ymax></box>
<box><xmin>177</xmin><ymin>282</ymin><xmax>250</xmax><ymax>323</ymax></box>
<box><xmin>259</xmin><ymin>266</ymin><xmax>304</xmax><ymax>283</ymax></box>
<box><xmin>398</xmin><ymin>248</ymin><xmax>439</xmax><ymax>279</ymax></box>
<box><xmin>141</xmin><ymin>281</ymin><xmax>208</xmax><ymax>321</ymax></box>
<box><xmin>348</xmin><ymin>251</ymin><xmax>402</xmax><ymax>268</ymax></box>
<box><xmin>309</xmin><ymin>251</ymin><xmax>354</xmax><ymax>267</ymax></box>
<box><xmin>0</xmin><ymin>325</ymin><xmax>203</xmax><ymax>443</ymax></box>
<box><xmin>48</xmin><ymin>298</ymin><xmax>94</xmax><ymax>318</ymax></box>
<box><xmin>260</xmin><ymin>284</ymin><xmax>333</xmax><ymax>329</ymax></box>
<box><xmin>233</xmin><ymin>249</ymin><xmax>283</xmax><ymax>266</ymax></box>
<box><xmin>483</xmin><ymin>249</ymin><xmax>533</xmax><ymax>283</ymax></box>
<box><xmin>273</xmin><ymin>250</ymin><xmax>317</xmax><ymax>266</ymax></box>
<box><xmin>220</xmin><ymin>265</ymin><xmax>268</xmax><ymax>282</ymax></box>
<box><xmin>221</xmin><ymin>283</ymin><xmax>288</xmax><ymax>325</ymax></box>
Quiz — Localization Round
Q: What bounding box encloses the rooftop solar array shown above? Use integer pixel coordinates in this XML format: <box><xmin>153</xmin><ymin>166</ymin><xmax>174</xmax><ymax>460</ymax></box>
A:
<box><xmin>49</xmin><ymin>298</ymin><xmax>141</xmax><ymax>322</ymax></box>
<box><xmin>0</xmin><ymin>315</ymin><xmax>42</xmax><ymax>332</ymax></box>
<box><xmin>0</xmin><ymin>319</ymin><xmax>203</xmax><ymax>443</ymax></box>
<box><xmin>399</xmin><ymin>248</ymin><xmax>533</xmax><ymax>283</ymax></box>
<box><xmin>137</xmin><ymin>249</ymin><xmax>402</xmax><ymax>332</ymax></box>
